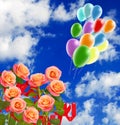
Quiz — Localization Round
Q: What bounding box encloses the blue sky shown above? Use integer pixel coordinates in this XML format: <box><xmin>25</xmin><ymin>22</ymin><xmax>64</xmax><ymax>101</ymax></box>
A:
<box><xmin>0</xmin><ymin>0</ymin><xmax>120</xmax><ymax>125</ymax></box>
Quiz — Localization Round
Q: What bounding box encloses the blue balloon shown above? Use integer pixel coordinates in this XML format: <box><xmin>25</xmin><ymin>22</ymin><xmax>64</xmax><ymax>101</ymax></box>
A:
<box><xmin>84</xmin><ymin>3</ymin><xmax>94</xmax><ymax>18</ymax></box>
<box><xmin>92</xmin><ymin>5</ymin><xmax>102</xmax><ymax>20</ymax></box>
<box><xmin>94</xmin><ymin>33</ymin><xmax>106</xmax><ymax>46</ymax></box>
<box><xmin>77</xmin><ymin>7</ymin><xmax>86</xmax><ymax>22</ymax></box>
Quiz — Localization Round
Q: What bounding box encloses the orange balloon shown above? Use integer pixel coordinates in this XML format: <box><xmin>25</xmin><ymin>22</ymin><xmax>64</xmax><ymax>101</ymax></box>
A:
<box><xmin>80</xmin><ymin>33</ymin><xmax>94</xmax><ymax>48</ymax></box>
<box><xmin>103</xmin><ymin>19</ymin><xmax>116</xmax><ymax>33</ymax></box>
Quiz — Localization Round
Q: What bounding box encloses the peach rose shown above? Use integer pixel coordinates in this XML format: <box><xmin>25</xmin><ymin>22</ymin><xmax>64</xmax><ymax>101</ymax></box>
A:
<box><xmin>38</xmin><ymin>95</ymin><xmax>55</xmax><ymax>112</ymax></box>
<box><xmin>47</xmin><ymin>80</ymin><xmax>66</xmax><ymax>96</ymax></box>
<box><xmin>10</xmin><ymin>98</ymin><xmax>26</xmax><ymax>114</ymax></box>
<box><xmin>45</xmin><ymin>66</ymin><xmax>61</xmax><ymax>81</ymax></box>
<box><xmin>23</xmin><ymin>107</ymin><xmax>39</xmax><ymax>124</ymax></box>
<box><xmin>13</xmin><ymin>63</ymin><xmax>30</xmax><ymax>80</ymax></box>
<box><xmin>0</xmin><ymin>70</ymin><xmax>16</xmax><ymax>87</ymax></box>
<box><xmin>28</xmin><ymin>73</ymin><xmax>47</xmax><ymax>87</ymax></box>
<box><xmin>4</xmin><ymin>86</ymin><xmax>21</xmax><ymax>102</ymax></box>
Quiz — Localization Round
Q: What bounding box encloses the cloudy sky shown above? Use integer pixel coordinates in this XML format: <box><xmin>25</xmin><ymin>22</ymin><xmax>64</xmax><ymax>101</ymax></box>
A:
<box><xmin>0</xmin><ymin>0</ymin><xmax>120</xmax><ymax>125</ymax></box>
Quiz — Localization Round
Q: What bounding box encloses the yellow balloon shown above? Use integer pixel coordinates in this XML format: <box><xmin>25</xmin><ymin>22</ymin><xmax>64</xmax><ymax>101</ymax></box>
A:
<box><xmin>87</xmin><ymin>47</ymin><xmax>99</xmax><ymax>64</ymax></box>
<box><xmin>97</xmin><ymin>40</ymin><xmax>109</xmax><ymax>52</ymax></box>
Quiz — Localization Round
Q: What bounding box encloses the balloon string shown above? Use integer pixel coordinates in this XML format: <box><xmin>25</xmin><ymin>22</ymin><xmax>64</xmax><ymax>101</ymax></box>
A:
<box><xmin>78</xmin><ymin>67</ymin><xmax>84</xmax><ymax>75</ymax></box>
<box><xmin>68</xmin><ymin>60</ymin><xmax>73</xmax><ymax>75</ymax></box>
<box><xmin>73</xmin><ymin>68</ymin><xmax>78</xmax><ymax>80</ymax></box>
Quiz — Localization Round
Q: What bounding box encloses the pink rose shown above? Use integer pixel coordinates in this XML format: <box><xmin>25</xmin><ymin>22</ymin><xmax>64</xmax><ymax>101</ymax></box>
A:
<box><xmin>10</xmin><ymin>98</ymin><xmax>26</xmax><ymax>114</ymax></box>
<box><xmin>23</xmin><ymin>107</ymin><xmax>39</xmax><ymax>124</ymax></box>
<box><xmin>0</xmin><ymin>70</ymin><xmax>16</xmax><ymax>87</ymax></box>
<box><xmin>47</xmin><ymin>80</ymin><xmax>66</xmax><ymax>96</ymax></box>
<box><xmin>28</xmin><ymin>73</ymin><xmax>47</xmax><ymax>87</ymax></box>
<box><xmin>4</xmin><ymin>86</ymin><xmax>21</xmax><ymax>102</ymax></box>
<box><xmin>45</xmin><ymin>66</ymin><xmax>61</xmax><ymax>81</ymax></box>
<box><xmin>13</xmin><ymin>63</ymin><xmax>30</xmax><ymax>80</ymax></box>
<box><xmin>38</xmin><ymin>95</ymin><xmax>55</xmax><ymax>112</ymax></box>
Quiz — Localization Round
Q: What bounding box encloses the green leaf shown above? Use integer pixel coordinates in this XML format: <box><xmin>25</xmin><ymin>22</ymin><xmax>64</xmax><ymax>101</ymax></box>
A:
<box><xmin>37</xmin><ymin>87</ymin><xmax>42</xmax><ymax>96</ymax></box>
<box><xmin>50</xmin><ymin>119</ymin><xmax>60</xmax><ymax>125</ymax></box>
<box><xmin>52</xmin><ymin>96</ymin><xmax>64</xmax><ymax>108</ymax></box>
<box><xmin>17</xmin><ymin>121</ymin><xmax>32</xmax><ymax>125</ymax></box>
<box><xmin>28</xmin><ymin>92</ymin><xmax>37</xmax><ymax>97</ymax></box>
<box><xmin>14</xmin><ymin>113</ymin><xmax>23</xmax><ymax>121</ymax></box>
<box><xmin>34</xmin><ymin>102</ymin><xmax>41</xmax><ymax>111</ymax></box>
<box><xmin>0</xmin><ymin>114</ymin><xmax>6</xmax><ymax>119</ymax></box>
<box><xmin>24</xmin><ymin>98</ymin><xmax>34</xmax><ymax>106</ymax></box>
<box><xmin>53</xmin><ymin>96</ymin><xmax>63</xmax><ymax>101</ymax></box>
<box><xmin>0</xmin><ymin>114</ymin><xmax>6</xmax><ymax>125</ymax></box>
<box><xmin>56</xmin><ymin>109</ymin><xmax>64</xmax><ymax>115</ymax></box>
<box><xmin>31</xmin><ymin>87</ymin><xmax>37</xmax><ymax>91</ymax></box>
<box><xmin>16</xmin><ymin>76</ymin><xmax>24</xmax><ymax>84</ymax></box>
<box><xmin>42</xmin><ymin>111</ymin><xmax>49</xmax><ymax>116</ymax></box>
<box><xmin>8</xmin><ymin>116</ymin><xmax>16</xmax><ymax>125</ymax></box>
<box><xmin>37</xmin><ymin>119</ymin><xmax>42</xmax><ymax>125</ymax></box>
<box><xmin>42</xmin><ymin>89</ymin><xmax>50</xmax><ymax>94</ymax></box>
<box><xmin>0</xmin><ymin>84</ymin><xmax>3</xmax><ymax>89</ymax></box>
<box><xmin>0</xmin><ymin>100</ymin><xmax>10</xmax><ymax>110</ymax></box>
<box><xmin>54</xmin><ymin>99</ymin><xmax>64</xmax><ymax>115</ymax></box>
<box><xmin>55</xmin><ymin>100</ymin><xmax>64</xmax><ymax>110</ymax></box>
<box><xmin>0</xmin><ymin>118</ymin><xmax>5</xmax><ymax>125</ymax></box>
<box><xmin>0</xmin><ymin>119</ymin><xmax>5</xmax><ymax>125</ymax></box>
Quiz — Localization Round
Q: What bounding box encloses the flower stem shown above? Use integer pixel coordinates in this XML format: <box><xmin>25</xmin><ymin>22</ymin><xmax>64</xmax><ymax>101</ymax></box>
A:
<box><xmin>15</xmin><ymin>121</ymin><xmax>17</xmax><ymax>125</ymax></box>
<box><xmin>8</xmin><ymin>113</ymin><xmax>10</xmax><ymax>124</ymax></box>
<box><xmin>46</xmin><ymin>116</ymin><xmax>48</xmax><ymax>125</ymax></box>
<box><xmin>37</xmin><ymin>87</ymin><xmax>41</xmax><ymax>98</ymax></box>
<box><xmin>45</xmin><ymin>112</ymin><xmax>49</xmax><ymax>125</ymax></box>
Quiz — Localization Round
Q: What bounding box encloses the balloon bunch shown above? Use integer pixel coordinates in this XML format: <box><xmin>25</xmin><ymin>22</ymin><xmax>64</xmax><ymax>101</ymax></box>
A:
<box><xmin>66</xmin><ymin>3</ymin><xmax>116</xmax><ymax>68</ymax></box>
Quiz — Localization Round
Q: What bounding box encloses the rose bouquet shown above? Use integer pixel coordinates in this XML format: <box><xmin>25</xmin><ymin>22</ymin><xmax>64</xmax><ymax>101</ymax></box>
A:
<box><xmin>0</xmin><ymin>63</ymin><xmax>66</xmax><ymax>125</ymax></box>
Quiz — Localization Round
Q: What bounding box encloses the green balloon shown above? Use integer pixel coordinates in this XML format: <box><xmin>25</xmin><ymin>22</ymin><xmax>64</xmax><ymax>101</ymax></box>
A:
<box><xmin>71</xmin><ymin>23</ymin><xmax>82</xmax><ymax>38</ymax></box>
<box><xmin>72</xmin><ymin>45</ymin><xmax>90</xmax><ymax>68</ymax></box>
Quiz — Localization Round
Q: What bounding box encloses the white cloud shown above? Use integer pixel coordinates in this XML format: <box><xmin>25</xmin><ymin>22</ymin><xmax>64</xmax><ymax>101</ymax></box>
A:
<box><xmin>103</xmin><ymin>9</ymin><xmax>117</xmax><ymax>21</ymax></box>
<box><xmin>64</xmin><ymin>82</ymin><xmax>72</xmax><ymax>98</ymax></box>
<box><xmin>62</xmin><ymin>99</ymin><xmax>94</xmax><ymax>125</ymax></box>
<box><xmin>106</xmin><ymin>30</ymin><xmax>120</xmax><ymax>45</ymax></box>
<box><xmin>75</xmin><ymin>71</ymin><xmax>120</xmax><ymax>98</ymax></box>
<box><xmin>98</xmin><ymin>44</ymin><xmax>119</xmax><ymax>62</ymax></box>
<box><xmin>0</xmin><ymin>31</ymin><xmax>37</xmax><ymax>62</ymax></box>
<box><xmin>37</xmin><ymin>30</ymin><xmax>56</xmax><ymax>38</ymax></box>
<box><xmin>0</xmin><ymin>0</ymin><xmax>52</xmax><ymax>65</ymax></box>
<box><xmin>52</xmin><ymin>0</ymin><xmax>85</xmax><ymax>21</ymax></box>
<box><xmin>102</xmin><ymin>118</ymin><xmax>109</xmax><ymax>124</ymax></box>
<box><xmin>102</xmin><ymin>102</ymin><xmax>120</xmax><ymax>125</ymax></box>
<box><xmin>0</xmin><ymin>0</ymin><xmax>51</xmax><ymax>33</ymax></box>
<box><xmin>83</xmin><ymin>98</ymin><xmax>94</xmax><ymax>113</ymax></box>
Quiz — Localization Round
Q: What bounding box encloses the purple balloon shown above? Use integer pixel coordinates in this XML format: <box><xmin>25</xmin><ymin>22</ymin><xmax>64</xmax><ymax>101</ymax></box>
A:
<box><xmin>66</xmin><ymin>38</ymin><xmax>79</xmax><ymax>57</ymax></box>
<box><xmin>83</xmin><ymin>21</ymin><xmax>93</xmax><ymax>33</ymax></box>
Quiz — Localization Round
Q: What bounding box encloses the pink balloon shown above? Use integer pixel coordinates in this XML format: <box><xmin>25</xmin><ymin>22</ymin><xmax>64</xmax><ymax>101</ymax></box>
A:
<box><xmin>83</xmin><ymin>21</ymin><xmax>93</xmax><ymax>33</ymax></box>
<box><xmin>66</xmin><ymin>39</ymin><xmax>79</xmax><ymax>57</ymax></box>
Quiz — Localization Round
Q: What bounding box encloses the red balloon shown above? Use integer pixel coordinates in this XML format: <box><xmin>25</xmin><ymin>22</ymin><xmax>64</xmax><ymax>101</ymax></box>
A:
<box><xmin>94</xmin><ymin>19</ymin><xmax>104</xmax><ymax>33</ymax></box>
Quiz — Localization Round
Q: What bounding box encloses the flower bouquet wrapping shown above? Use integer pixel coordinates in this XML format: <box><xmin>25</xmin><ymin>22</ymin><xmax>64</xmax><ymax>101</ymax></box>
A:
<box><xmin>0</xmin><ymin>63</ymin><xmax>67</xmax><ymax>125</ymax></box>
